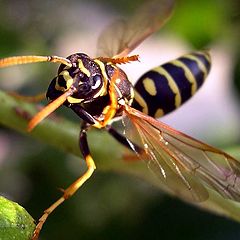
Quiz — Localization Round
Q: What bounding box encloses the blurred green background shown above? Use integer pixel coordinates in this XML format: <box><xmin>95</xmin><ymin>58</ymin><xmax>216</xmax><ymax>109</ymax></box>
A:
<box><xmin>0</xmin><ymin>0</ymin><xmax>240</xmax><ymax>239</ymax></box>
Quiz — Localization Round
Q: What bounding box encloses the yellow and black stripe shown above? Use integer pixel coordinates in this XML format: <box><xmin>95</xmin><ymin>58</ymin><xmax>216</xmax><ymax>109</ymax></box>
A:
<box><xmin>132</xmin><ymin>51</ymin><xmax>211</xmax><ymax>118</ymax></box>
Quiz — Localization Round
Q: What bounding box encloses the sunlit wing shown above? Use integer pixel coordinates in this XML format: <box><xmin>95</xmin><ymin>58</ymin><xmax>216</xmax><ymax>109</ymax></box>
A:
<box><xmin>122</xmin><ymin>106</ymin><xmax>240</xmax><ymax>202</ymax></box>
<box><xmin>96</xmin><ymin>0</ymin><xmax>174</xmax><ymax>58</ymax></box>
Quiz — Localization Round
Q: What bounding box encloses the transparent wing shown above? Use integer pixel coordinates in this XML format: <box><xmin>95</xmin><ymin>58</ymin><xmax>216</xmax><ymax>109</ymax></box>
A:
<box><xmin>96</xmin><ymin>0</ymin><xmax>174</xmax><ymax>58</ymax></box>
<box><xmin>122</xmin><ymin>106</ymin><xmax>240</xmax><ymax>202</ymax></box>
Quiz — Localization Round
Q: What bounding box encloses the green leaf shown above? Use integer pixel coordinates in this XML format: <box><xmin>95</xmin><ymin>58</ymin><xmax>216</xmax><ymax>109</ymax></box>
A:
<box><xmin>168</xmin><ymin>0</ymin><xmax>230</xmax><ymax>48</ymax></box>
<box><xmin>0</xmin><ymin>196</ymin><xmax>35</xmax><ymax>240</ymax></box>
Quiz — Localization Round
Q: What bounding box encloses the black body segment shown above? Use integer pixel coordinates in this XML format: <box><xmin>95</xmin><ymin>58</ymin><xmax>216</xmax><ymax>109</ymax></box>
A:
<box><xmin>132</xmin><ymin>51</ymin><xmax>211</xmax><ymax>118</ymax></box>
<box><xmin>46</xmin><ymin>53</ymin><xmax>134</xmax><ymax>121</ymax></box>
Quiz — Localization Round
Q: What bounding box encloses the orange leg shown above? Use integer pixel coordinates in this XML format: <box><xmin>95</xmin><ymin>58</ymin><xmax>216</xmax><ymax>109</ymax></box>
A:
<box><xmin>93</xmin><ymin>69</ymin><xmax>120</xmax><ymax>129</ymax></box>
<box><xmin>28</xmin><ymin>89</ymin><xmax>75</xmax><ymax>131</ymax></box>
<box><xmin>32</xmin><ymin>125</ymin><xmax>96</xmax><ymax>240</ymax></box>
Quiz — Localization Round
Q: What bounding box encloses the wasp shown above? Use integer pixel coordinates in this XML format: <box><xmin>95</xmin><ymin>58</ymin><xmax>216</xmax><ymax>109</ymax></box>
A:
<box><xmin>0</xmin><ymin>0</ymin><xmax>240</xmax><ymax>239</ymax></box>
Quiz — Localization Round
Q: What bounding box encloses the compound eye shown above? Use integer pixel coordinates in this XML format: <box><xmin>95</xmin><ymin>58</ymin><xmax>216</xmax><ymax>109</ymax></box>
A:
<box><xmin>81</xmin><ymin>74</ymin><xmax>89</xmax><ymax>82</ymax></box>
<box><xmin>92</xmin><ymin>74</ymin><xmax>102</xmax><ymax>90</ymax></box>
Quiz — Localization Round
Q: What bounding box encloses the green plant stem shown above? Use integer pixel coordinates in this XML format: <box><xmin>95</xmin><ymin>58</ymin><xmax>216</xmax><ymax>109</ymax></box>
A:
<box><xmin>1</xmin><ymin>90</ymin><xmax>240</xmax><ymax>222</ymax></box>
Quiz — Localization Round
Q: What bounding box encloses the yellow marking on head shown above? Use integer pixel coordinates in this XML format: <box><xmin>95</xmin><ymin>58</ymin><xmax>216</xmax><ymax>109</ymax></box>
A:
<box><xmin>133</xmin><ymin>89</ymin><xmax>149</xmax><ymax>115</ymax></box>
<box><xmin>55</xmin><ymin>70</ymin><xmax>74</xmax><ymax>91</ymax></box>
<box><xmin>142</xmin><ymin>78</ymin><xmax>157</xmax><ymax>96</ymax></box>
<box><xmin>78</xmin><ymin>59</ymin><xmax>90</xmax><ymax>77</ymax></box>
<box><xmin>184</xmin><ymin>53</ymin><xmax>209</xmax><ymax>79</ymax></box>
<box><xmin>170</xmin><ymin>60</ymin><xmax>197</xmax><ymax>95</ymax></box>
<box><xmin>154</xmin><ymin>108</ymin><xmax>164</xmax><ymax>118</ymax></box>
<box><xmin>153</xmin><ymin>67</ymin><xmax>181</xmax><ymax>108</ymax></box>
<box><xmin>93</xmin><ymin>59</ymin><xmax>109</xmax><ymax>96</ymax></box>
<box><xmin>67</xmin><ymin>96</ymin><xmax>83</xmax><ymax>104</ymax></box>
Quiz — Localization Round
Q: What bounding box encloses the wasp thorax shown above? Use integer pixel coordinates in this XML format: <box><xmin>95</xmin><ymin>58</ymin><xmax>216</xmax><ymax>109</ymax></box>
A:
<box><xmin>46</xmin><ymin>53</ymin><xmax>105</xmax><ymax>104</ymax></box>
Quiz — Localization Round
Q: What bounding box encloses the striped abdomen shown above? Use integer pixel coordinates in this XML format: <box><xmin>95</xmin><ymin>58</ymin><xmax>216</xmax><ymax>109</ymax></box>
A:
<box><xmin>132</xmin><ymin>51</ymin><xmax>211</xmax><ymax>118</ymax></box>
